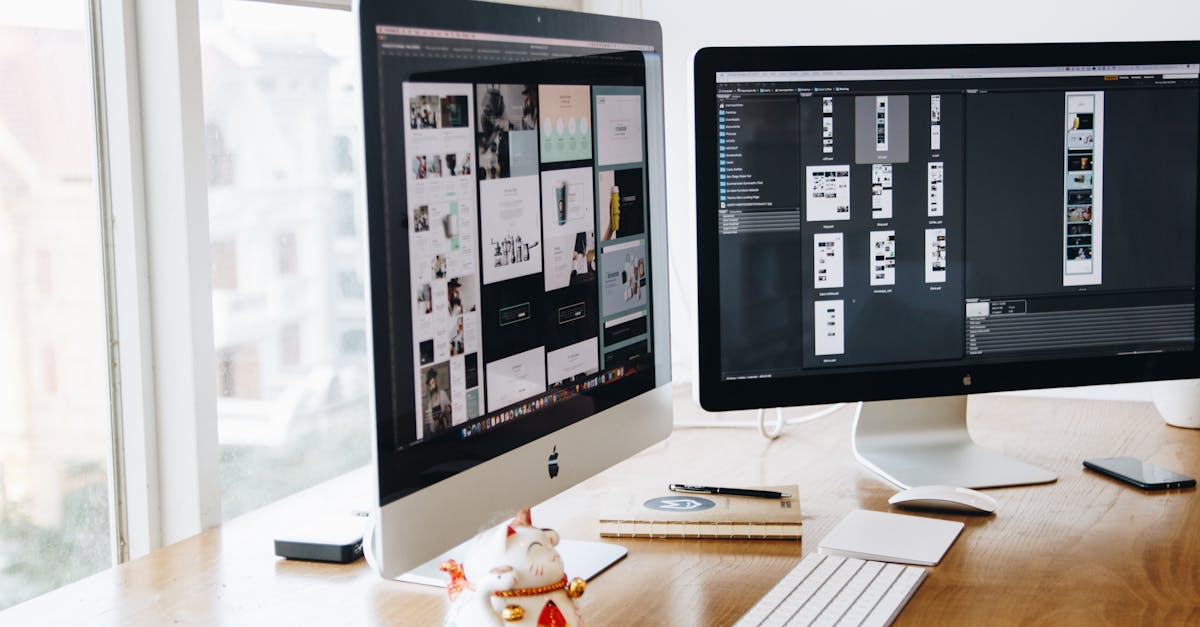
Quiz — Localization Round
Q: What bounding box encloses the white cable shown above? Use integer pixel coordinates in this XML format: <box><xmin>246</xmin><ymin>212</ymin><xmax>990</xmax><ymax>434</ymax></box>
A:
<box><xmin>758</xmin><ymin>407</ymin><xmax>784</xmax><ymax>440</ymax></box>
<box><xmin>675</xmin><ymin>403</ymin><xmax>850</xmax><ymax>441</ymax></box>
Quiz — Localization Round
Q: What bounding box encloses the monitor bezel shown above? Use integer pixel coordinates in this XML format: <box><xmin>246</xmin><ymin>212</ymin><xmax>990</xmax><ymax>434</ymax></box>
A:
<box><xmin>694</xmin><ymin>41</ymin><xmax>1200</xmax><ymax>412</ymax></box>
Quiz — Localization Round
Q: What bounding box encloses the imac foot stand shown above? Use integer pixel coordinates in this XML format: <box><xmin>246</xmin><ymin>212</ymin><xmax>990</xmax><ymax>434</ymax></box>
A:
<box><xmin>852</xmin><ymin>395</ymin><xmax>1056</xmax><ymax>489</ymax></box>
<box><xmin>396</xmin><ymin>536</ymin><xmax>627</xmax><ymax>587</ymax></box>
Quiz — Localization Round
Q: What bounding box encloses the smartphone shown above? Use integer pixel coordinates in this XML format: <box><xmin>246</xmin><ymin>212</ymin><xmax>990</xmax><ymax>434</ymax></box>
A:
<box><xmin>1083</xmin><ymin>456</ymin><xmax>1196</xmax><ymax>490</ymax></box>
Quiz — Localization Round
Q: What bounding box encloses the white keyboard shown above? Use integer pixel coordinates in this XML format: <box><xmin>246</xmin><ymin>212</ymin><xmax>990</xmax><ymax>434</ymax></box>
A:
<box><xmin>733</xmin><ymin>553</ymin><xmax>926</xmax><ymax>627</ymax></box>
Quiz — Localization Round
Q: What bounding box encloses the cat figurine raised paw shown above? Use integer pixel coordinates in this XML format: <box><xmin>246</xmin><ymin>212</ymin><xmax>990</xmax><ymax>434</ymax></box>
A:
<box><xmin>442</xmin><ymin>509</ymin><xmax>585</xmax><ymax>627</ymax></box>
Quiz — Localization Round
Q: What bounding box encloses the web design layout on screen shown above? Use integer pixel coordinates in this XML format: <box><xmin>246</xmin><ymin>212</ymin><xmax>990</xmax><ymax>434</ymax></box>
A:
<box><xmin>714</xmin><ymin>63</ymin><xmax>1198</xmax><ymax>381</ymax></box>
<box><xmin>381</xmin><ymin>28</ymin><xmax>654</xmax><ymax>446</ymax></box>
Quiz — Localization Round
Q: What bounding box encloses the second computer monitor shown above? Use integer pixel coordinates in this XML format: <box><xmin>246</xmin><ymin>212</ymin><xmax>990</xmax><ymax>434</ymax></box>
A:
<box><xmin>694</xmin><ymin>43</ymin><xmax>1200</xmax><ymax>487</ymax></box>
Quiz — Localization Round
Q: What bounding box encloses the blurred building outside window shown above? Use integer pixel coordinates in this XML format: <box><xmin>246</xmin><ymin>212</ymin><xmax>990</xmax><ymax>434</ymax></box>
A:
<box><xmin>0</xmin><ymin>1</ymin><xmax>114</xmax><ymax>611</ymax></box>
<box><xmin>200</xmin><ymin>0</ymin><xmax>370</xmax><ymax>521</ymax></box>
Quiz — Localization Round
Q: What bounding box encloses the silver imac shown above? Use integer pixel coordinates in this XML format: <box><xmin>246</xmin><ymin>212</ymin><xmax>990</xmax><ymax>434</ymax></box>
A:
<box><xmin>357</xmin><ymin>0</ymin><xmax>671</xmax><ymax>581</ymax></box>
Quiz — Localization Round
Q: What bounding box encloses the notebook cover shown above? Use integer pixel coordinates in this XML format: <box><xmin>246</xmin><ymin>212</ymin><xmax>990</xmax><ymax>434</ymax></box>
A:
<box><xmin>817</xmin><ymin>509</ymin><xmax>963</xmax><ymax>566</ymax></box>
<box><xmin>597</xmin><ymin>485</ymin><xmax>802</xmax><ymax>539</ymax></box>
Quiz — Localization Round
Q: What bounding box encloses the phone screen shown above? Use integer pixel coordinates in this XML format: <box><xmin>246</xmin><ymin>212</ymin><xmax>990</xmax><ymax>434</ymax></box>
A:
<box><xmin>1084</xmin><ymin>456</ymin><xmax>1196</xmax><ymax>489</ymax></box>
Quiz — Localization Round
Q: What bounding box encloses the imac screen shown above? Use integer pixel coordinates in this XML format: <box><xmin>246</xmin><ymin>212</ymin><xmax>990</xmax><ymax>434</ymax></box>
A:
<box><xmin>368</xmin><ymin>25</ymin><xmax>658</xmax><ymax>503</ymax></box>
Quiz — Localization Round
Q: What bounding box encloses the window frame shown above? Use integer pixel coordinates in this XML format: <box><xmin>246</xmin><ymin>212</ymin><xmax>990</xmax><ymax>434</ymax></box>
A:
<box><xmin>93</xmin><ymin>0</ymin><xmax>368</xmax><ymax>560</ymax></box>
<box><xmin>87</xmin><ymin>0</ymin><xmax>618</xmax><ymax>565</ymax></box>
<box><xmin>94</xmin><ymin>0</ymin><xmax>369</xmax><ymax>557</ymax></box>
<box><xmin>94</xmin><ymin>0</ymin><xmax>224</xmax><ymax>559</ymax></box>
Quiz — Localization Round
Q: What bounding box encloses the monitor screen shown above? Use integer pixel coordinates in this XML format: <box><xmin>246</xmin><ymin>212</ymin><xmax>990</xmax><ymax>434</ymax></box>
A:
<box><xmin>699</xmin><ymin>52</ymin><xmax>1198</xmax><ymax>404</ymax></box>
<box><xmin>367</xmin><ymin>23</ymin><xmax>660</xmax><ymax>504</ymax></box>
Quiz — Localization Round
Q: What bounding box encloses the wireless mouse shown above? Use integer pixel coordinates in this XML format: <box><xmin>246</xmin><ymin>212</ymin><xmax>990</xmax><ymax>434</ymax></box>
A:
<box><xmin>888</xmin><ymin>485</ymin><xmax>997</xmax><ymax>515</ymax></box>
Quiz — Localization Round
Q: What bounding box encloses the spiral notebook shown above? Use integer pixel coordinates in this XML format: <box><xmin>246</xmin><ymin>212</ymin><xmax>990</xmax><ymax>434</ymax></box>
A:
<box><xmin>597</xmin><ymin>485</ymin><xmax>802</xmax><ymax>539</ymax></box>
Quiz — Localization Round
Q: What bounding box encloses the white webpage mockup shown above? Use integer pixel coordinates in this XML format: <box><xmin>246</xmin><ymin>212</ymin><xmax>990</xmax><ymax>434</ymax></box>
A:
<box><xmin>927</xmin><ymin>161</ymin><xmax>944</xmax><ymax>217</ymax></box>
<box><xmin>1063</xmin><ymin>91</ymin><xmax>1103</xmax><ymax>287</ymax></box>
<box><xmin>876</xmin><ymin>96</ymin><xmax>889</xmax><ymax>152</ymax></box>
<box><xmin>402</xmin><ymin>82</ymin><xmax>485</xmax><ymax>438</ymax></box>
<box><xmin>814</xmin><ymin>299</ymin><xmax>845</xmax><ymax>356</ymax></box>
<box><xmin>540</xmin><ymin>166</ymin><xmax>596</xmax><ymax>291</ymax></box>
<box><xmin>870</xmin><ymin>230</ymin><xmax>897</xmax><ymax>287</ymax></box>
<box><xmin>872</xmin><ymin>164</ymin><xmax>893</xmax><ymax>219</ymax></box>
<box><xmin>599</xmin><ymin>239</ymin><xmax>648</xmax><ymax>317</ymax></box>
<box><xmin>480</xmin><ymin>175</ymin><xmax>543</xmax><ymax>285</ymax></box>
<box><xmin>546</xmin><ymin>337</ymin><xmax>599</xmax><ymax>386</ymax></box>
<box><xmin>486</xmin><ymin>346</ymin><xmax>547</xmax><ymax>411</ymax></box>
<box><xmin>806</xmin><ymin>165</ymin><xmax>851</xmax><ymax>221</ymax></box>
<box><xmin>595</xmin><ymin>93</ymin><xmax>644</xmax><ymax>166</ymax></box>
<box><xmin>823</xmin><ymin>97</ymin><xmax>834</xmax><ymax>154</ymax></box>
<box><xmin>814</xmin><ymin>232</ymin><xmax>845</xmax><ymax>289</ymax></box>
<box><xmin>925</xmin><ymin>228</ymin><xmax>947</xmax><ymax>284</ymax></box>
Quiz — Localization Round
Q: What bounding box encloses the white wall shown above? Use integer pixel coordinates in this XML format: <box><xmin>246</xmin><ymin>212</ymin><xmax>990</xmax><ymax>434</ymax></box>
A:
<box><xmin>638</xmin><ymin>0</ymin><xmax>1200</xmax><ymax>401</ymax></box>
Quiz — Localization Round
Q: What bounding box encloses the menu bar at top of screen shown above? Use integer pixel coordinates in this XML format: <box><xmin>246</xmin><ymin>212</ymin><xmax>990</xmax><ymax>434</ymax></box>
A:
<box><xmin>377</xmin><ymin>25</ymin><xmax>655</xmax><ymax>52</ymax></box>
<box><xmin>716</xmin><ymin>64</ymin><xmax>1200</xmax><ymax>83</ymax></box>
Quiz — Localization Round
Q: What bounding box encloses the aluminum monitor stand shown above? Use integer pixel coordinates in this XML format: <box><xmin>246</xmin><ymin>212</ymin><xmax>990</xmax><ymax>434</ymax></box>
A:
<box><xmin>852</xmin><ymin>395</ymin><xmax>1057</xmax><ymax>489</ymax></box>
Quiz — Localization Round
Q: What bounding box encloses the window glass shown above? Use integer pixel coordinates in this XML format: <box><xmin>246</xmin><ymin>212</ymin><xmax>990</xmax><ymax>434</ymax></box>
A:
<box><xmin>0</xmin><ymin>2</ymin><xmax>113</xmax><ymax>610</ymax></box>
<box><xmin>200</xmin><ymin>0</ymin><xmax>370</xmax><ymax>520</ymax></box>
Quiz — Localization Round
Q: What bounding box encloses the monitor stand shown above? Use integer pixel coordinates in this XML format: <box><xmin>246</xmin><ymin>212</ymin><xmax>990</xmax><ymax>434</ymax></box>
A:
<box><xmin>395</xmin><ymin>534</ymin><xmax>627</xmax><ymax>587</ymax></box>
<box><xmin>851</xmin><ymin>395</ymin><xmax>1057</xmax><ymax>489</ymax></box>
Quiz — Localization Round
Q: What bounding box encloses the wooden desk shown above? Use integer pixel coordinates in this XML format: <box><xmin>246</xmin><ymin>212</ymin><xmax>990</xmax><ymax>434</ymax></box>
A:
<box><xmin>7</xmin><ymin>387</ymin><xmax>1200</xmax><ymax>625</ymax></box>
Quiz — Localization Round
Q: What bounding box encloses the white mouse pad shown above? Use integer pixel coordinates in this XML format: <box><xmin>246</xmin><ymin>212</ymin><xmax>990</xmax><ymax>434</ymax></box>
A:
<box><xmin>817</xmin><ymin>509</ymin><xmax>963</xmax><ymax>566</ymax></box>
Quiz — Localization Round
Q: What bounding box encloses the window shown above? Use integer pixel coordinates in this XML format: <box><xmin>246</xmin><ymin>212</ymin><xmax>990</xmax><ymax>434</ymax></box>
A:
<box><xmin>41</xmin><ymin>347</ymin><xmax>59</xmax><ymax>395</ymax></box>
<box><xmin>340</xmin><ymin>329</ymin><xmax>367</xmax><ymax>356</ymax></box>
<box><xmin>211</xmin><ymin>240</ymin><xmax>238</xmax><ymax>290</ymax></box>
<box><xmin>333</xmin><ymin>135</ymin><xmax>353</xmax><ymax>173</ymax></box>
<box><xmin>35</xmin><ymin>251</ymin><xmax>53</xmax><ymax>295</ymax></box>
<box><xmin>276</xmin><ymin>231</ymin><xmax>298</xmax><ymax>275</ymax></box>
<box><xmin>201</xmin><ymin>0</ymin><xmax>370</xmax><ymax>521</ymax></box>
<box><xmin>0</xmin><ymin>3</ymin><xmax>114</xmax><ymax>610</ymax></box>
<box><xmin>217</xmin><ymin>345</ymin><xmax>260</xmax><ymax>399</ymax></box>
<box><xmin>206</xmin><ymin>123</ymin><xmax>235</xmax><ymax>186</ymax></box>
<box><xmin>337</xmin><ymin>271</ymin><xmax>362</xmax><ymax>300</ymax></box>
<box><xmin>280</xmin><ymin>323</ymin><xmax>301</xmax><ymax>368</ymax></box>
<box><xmin>335</xmin><ymin>190</ymin><xmax>356</xmax><ymax>238</ymax></box>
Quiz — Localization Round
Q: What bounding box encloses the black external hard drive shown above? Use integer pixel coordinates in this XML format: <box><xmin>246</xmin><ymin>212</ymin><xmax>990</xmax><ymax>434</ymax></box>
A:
<box><xmin>274</xmin><ymin>515</ymin><xmax>367</xmax><ymax>564</ymax></box>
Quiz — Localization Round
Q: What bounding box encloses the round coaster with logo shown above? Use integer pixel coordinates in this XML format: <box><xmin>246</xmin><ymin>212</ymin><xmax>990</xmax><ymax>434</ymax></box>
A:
<box><xmin>643</xmin><ymin>496</ymin><xmax>716</xmax><ymax>512</ymax></box>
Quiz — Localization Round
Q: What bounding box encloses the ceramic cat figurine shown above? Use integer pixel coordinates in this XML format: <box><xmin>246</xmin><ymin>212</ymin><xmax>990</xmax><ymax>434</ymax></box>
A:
<box><xmin>442</xmin><ymin>509</ymin><xmax>586</xmax><ymax>627</ymax></box>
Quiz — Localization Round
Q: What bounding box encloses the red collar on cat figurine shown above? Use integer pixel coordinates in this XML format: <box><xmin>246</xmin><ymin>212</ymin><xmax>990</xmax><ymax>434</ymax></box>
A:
<box><xmin>443</xmin><ymin>565</ymin><xmax>585</xmax><ymax>602</ymax></box>
<box><xmin>493</xmin><ymin>574</ymin><xmax>569</xmax><ymax>598</ymax></box>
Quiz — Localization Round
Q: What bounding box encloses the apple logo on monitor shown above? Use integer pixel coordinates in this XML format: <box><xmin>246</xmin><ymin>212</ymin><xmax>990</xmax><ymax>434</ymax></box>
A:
<box><xmin>548</xmin><ymin>446</ymin><xmax>560</xmax><ymax>479</ymax></box>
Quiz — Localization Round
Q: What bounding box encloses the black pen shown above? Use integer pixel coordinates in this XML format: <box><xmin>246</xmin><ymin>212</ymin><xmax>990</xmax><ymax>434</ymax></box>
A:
<box><xmin>668</xmin><ymin>484</ymin><xmax>791</xmax><ymax>499</ymax></box>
